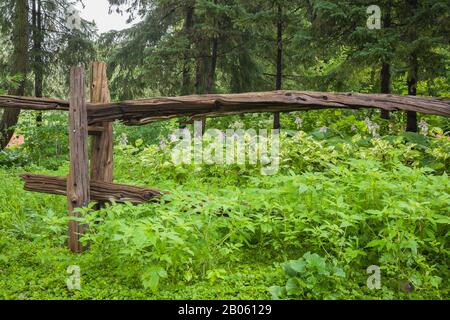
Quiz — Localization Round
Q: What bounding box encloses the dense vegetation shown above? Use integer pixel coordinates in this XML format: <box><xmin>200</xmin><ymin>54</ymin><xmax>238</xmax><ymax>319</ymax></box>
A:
<box><xmin>0</xmin><ymin>111</ymin><xmax>449</xmax><ymax>299</ymax></box>
<box><xmin>0</xmin><ymin>0</ymin><xmax>449</xmax><ymax>300</ymax></box>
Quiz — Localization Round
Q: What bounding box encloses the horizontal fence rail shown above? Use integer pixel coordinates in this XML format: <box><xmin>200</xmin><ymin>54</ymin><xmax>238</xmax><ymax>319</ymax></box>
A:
<box><xmin>0</xmin><ymin>95</ymin><xmax>69</xmax><ymax>110</ymax></box>
<box><xmin>21</xmin><ymin>174</ymin><xmax>162</xmax><ymax>204</ymax></box>
<box><xmin>1</xmin><ymin>91</ymin><xmax>449</xmax><ymax>126</ymax></box>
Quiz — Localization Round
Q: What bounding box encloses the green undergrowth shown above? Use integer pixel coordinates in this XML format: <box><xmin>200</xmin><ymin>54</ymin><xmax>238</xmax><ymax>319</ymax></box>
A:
<box><xmin>0</xmin><ymin>129</ymin><xmax>449</xmax><ymax>300</ymax></box>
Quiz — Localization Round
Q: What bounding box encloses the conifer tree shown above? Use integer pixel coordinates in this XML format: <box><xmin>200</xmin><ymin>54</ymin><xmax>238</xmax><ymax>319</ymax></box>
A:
<box><xmin>0</xmin><ymin>0</ymin><xmax>95</xmax><ymax>148</ymax></box>
<box><xmin>0</xmin><ymin>0</ymin><xmax>29</xmax><ymax>149</ymax></box>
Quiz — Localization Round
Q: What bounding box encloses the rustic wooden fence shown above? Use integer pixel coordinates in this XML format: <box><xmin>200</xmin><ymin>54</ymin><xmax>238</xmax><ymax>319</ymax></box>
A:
<box><xmin>1</xmin><ymin>61</ymin><xmax>449</xmax><ymax>252</ymax></box>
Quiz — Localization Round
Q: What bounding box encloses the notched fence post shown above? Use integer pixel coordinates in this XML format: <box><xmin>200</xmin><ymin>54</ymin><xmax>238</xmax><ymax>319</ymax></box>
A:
<box><xmin>90</xmin><ymin>61</ymin><xmax>114</xmax><ymax>190</ymax></box>
<box><xmin>67</xmin><ymin>66</ymin><xmax>90</xmax><ymax>253</ymax></box>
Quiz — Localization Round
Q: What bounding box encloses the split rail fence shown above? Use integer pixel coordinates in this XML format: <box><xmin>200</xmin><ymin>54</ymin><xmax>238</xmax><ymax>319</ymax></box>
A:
<box><xmin>1</xmin><ymin>62</ymin><xmax>449</xmax><ymax>252</ymax></box>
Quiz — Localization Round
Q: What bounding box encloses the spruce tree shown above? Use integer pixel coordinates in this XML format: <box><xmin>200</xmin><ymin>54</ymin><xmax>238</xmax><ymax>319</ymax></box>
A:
<box><xmin>0</xmin><ymin>0</ymin><xmax>29</xmax><ymax>149</ymax></box>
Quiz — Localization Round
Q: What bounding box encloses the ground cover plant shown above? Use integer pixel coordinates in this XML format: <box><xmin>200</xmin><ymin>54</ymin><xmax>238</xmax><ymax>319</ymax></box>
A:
<box><xmin>0</xmin><ymin>111</ymin><xmax>448</xmax><ymax>300</ymax></box>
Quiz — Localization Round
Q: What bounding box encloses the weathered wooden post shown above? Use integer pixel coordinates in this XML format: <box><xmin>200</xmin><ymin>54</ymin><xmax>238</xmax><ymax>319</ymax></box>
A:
<box><xmin>67</xmin><ymin>66</ymin><xmax>90</xmax><ymax>252</ymax></box>
<box><xmin>89</xmin><ymin>61</ymin><xmax>114</xmax><ymax>203</ymax></box>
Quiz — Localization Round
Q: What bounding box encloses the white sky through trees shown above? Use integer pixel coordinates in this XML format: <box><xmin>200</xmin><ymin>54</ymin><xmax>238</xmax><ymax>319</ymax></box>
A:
<box><xmin>75</xmin><ymin>0</ymin><xmax>141</xmax><ymax>34</ymax></box>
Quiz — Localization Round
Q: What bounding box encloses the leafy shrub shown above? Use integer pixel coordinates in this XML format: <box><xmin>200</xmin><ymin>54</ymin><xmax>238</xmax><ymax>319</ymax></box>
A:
<box><xmin>0</xmin><ymin>123</ymin><xmax>448</xmax><ymax>299</ymax></box>
<box><xmin>269</xmin><ymin>253</ymin><xmax>347</xmax><ymax>300</ymax></box>
<box><xmin>105</xmin><ymin>130</ymin><xmax>449</xmax><ymax>297</ymax></box>
<box><xmin>18</xmin><ymin>111</ymin><xmax>69</xmax><ymax>169</ymax></box>
<box><xmin>0</xmin><ymin>148</ymin><xmax>29</xmax><ymax>167</ymax></box>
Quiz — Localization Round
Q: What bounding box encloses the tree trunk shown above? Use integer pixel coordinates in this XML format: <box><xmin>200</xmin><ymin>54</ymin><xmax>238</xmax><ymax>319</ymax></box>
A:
<box><xmin>201</xmin><ymin>34</ymin><xmax>219</xmax><ymax>136</ymax></box>
<box><xmin>380</xmin><ymin>2</ymin><xmax>391</xmax><ymax>120</ymax></box>
<box><xmin>195</xmin><ymin>42</ymin><xmax>209</xmax><ymax>95</ymax></box>
<box><xmin>179</xmin><ymin>3</ymin><xmax>195</xmax><ymax>129</ymax></box>
<box><xmin>33</xmin><ymin>0</ymin><xmax>44</xmax><ymax>125</ymax></box>
<box><xmin>380</xmin><ymin>62</ymin><xmax>391</xmax><ymax>119</ymax></box>
<box><xmin>406</xmin><ymin>0</ymin><xmax>418</xmax><ymax>133</ymax></box>
<box><xmin>205</xmin><ymin>0</ymin><xmax>218</xmax><ymax>95</ymax></box>
<box><xmin>0</xmin><ymin>0</ymin><xmax>29</xmax><ymax>149</ymax></box>
<box><xmin>274</xmin><ymin>4</ymin><xmax>283</xmax><ymax>130</ymax></box>
<box><xmin>181</xmin><ymin>4</ymin><xmax>194</xmax><ymax>96</ymax></box>
<box><xmin>195</xmin><ymin>1</ymin><xmax>219</xmax><ymax>135</ymax></box>
<box><xmin>406</xmin><ymin>52</ymin><xmax>418</xmax><ymax>132</ymax></box>
<box><xmin>205</xmin><ymin>37</ymin><xmax>218</xmax><ymax>94</ymax></box>
<box><xmin>194</xmin><ymin>40</ymin><xmax>208</xmax><ymax>135</ymax></box>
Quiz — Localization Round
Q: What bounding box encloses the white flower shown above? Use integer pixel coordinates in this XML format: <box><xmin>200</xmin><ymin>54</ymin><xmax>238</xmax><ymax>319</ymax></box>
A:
<box><xmin>119</xmin><ymin>133</ymin><xmax>128</xmax><ymax>146</ymax></box>
<box><xmin>169</xmin><ymin>134</ymin><xmax>178</xmax><ymax>142</ymax></box>
<box><xmin>294</xmin><ymin>117</ymin><xmax>303</xmax><ymax>126</ymax></box>
<box><xmin>231</xmin><ymin>121</ymin><xmax>244</xmax><ymax>129</ymax></box>
<box><xmin>418</xmin><ymin>120</ymin><xmax>428</xmax><ymax>135</ymax></box>
<box><xmin>351</xmin><ymin>125</ymin><xmax>357</xmax><ymax>131</ymax></box>
<box><xmin>319</xmin><ymin>126</ymin><xmax>328</xmax><ymax>133</ymax></box>
<box><xmin>364</xmin><ymin>117</ymin><xmax>380</xmax><ymax>137</ymax></box>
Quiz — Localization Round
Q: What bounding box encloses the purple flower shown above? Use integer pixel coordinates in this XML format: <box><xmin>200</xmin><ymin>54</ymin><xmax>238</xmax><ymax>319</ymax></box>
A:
<box><xmin>319</xmin><ymin>126</ymin><xmax>328</xmax><ymax>133</ymax></box>
<box><xmin>159</xmin><ymin>139</ymin><xmax>166</xmax><ymax>150</ymax></box>
<box><xmin>294</xmin><ymin>117</ymin><xmax>303</xmax><ymax>126</ymax></box>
